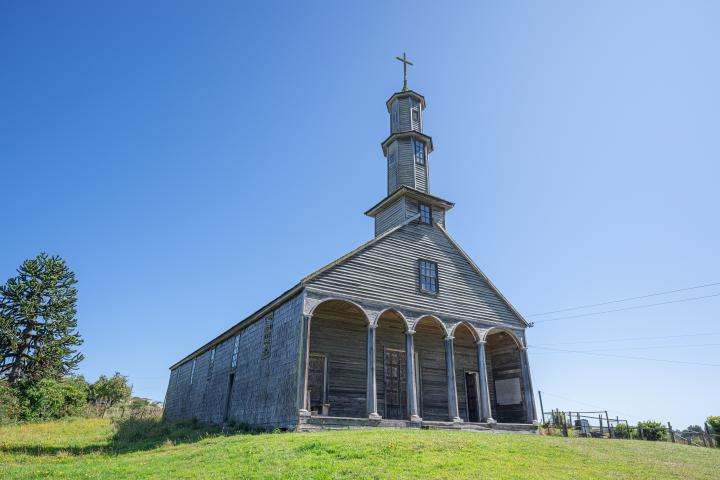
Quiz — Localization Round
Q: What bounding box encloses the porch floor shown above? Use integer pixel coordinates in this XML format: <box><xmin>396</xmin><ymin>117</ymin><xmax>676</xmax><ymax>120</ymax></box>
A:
<box><xmin>298</xmin><ymin>415</ymin><xmax>537</xmax><ymax>434</ymax></box>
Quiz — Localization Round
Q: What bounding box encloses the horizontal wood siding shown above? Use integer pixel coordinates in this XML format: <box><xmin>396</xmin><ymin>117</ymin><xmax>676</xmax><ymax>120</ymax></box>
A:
<box><xmin>415</xmin><ymin>320</ymin><xmax>448</xmax><ymax>421</ymax></box>
<box><xmin>374</xmin><ymin>197</ymin><xmax>406</xmax><ymax>236</ymax></box>
<box><xmin>397</xmin><ymin>138</ymin><xmax>415</xmax><ymax>189</ymax></box>
<box><xmin>398</xmin><ymin>96</ymin><xmax>411</xmax><ymax>132</ymax></box>
<box><xmin>432</xmin><ymin>206</ymin><xmax>445</xmax><ymax>228</ymax></box>
<box><xmin>307</xmin><ymin>222</ymin><xmax>525</xmax><ymax>328</ymax></box>
<box><xmin>309</xmin><ymin>304</ymin><xmax>367</xmax><ymax>418</ymax></box>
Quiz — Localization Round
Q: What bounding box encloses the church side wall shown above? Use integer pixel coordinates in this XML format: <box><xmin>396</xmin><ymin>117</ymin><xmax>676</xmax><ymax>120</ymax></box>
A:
<box><xmin>163</xmin><ymin>293</ymin><xmax>303</xmax><ymax>429</ymax></box>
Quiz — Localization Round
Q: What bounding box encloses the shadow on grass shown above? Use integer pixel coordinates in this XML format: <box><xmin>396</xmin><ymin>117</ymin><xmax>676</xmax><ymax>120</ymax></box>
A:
<box><xmin>1</xmin><ymin>417</ymin><xmax>270</xmax><ymax>457</ymax></box>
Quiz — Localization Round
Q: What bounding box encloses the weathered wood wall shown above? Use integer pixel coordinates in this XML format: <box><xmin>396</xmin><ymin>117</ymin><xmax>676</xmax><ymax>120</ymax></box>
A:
<box><xmin>414</xmin><ymin>319</ymin><xmax>449</xmax><ymax>421</ymax></box>
<box><xmin>374</xmin><ymin>311</ymin><xmax>407</xmax><ymax>419</ymax></box>
<box><xmin>308</xmin><ymin>221</ymin><xmax>525</xmax><ymax>329</ymax></box>
<box><xmin>309</xmin><ymin>300</ymin><xmax>368</xmax><ymax>418</ymax></box>
<box><xmin>486</xmin><ymin>331</ymin><xmax>525</xmax><ymax>423</ymax></box>
<box><xmin>453</xmin><ymin>325</ymin><xmax>479</xmax><ymax>422</ymax></box>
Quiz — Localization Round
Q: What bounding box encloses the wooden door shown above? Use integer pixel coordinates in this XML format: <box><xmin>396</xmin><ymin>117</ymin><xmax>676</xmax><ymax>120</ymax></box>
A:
<box><xmin>308</xmin><ymin>354</ymin><xmax>326</xmax><ymax>413</ymax></box>
<box><xmin>383</xmin><ymin>349</ymin><xmax>406</xmax><ymax>419</ymax></box>
<box><xmin>465</xmin><ymin>372</ymin><xmax>480</xmax><ymax>422</ymax></box>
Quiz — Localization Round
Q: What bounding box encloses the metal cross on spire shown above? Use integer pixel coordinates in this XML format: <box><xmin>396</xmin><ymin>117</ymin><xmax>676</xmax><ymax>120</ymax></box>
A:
<box><xmin>396</xmin><ymin>52</ymin><xmax>413</xmax><ymax>91</ymax></box>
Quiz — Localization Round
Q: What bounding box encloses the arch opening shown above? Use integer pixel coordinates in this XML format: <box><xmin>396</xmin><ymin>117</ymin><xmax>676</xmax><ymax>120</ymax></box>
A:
<box><xmin>485</xmin><ymin>329</ymin><xmax>526</xmax><ymax>423</ymax></box>
<box><xmin>414</xmin><ymin>316</ymin><xmax>449</xmax><ymax>421</ymax></box>
<box><xmin>453</xmin><ymin>323</ymin><xmax>480</xmax><ymax>422</ymax></box>
<box><xmin>375</xmin><ymin>310</ymin><xmax>407</xmax><ymax>419</ymax></box>
<box><xmin>308</xmin><ymin>299</ymin><xmax>368</xmax><ymax>418</ymax></box>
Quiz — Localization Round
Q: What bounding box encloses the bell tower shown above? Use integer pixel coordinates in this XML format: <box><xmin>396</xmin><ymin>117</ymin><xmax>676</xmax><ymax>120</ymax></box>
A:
<box><xmin>366</xmin><ymin>54</ymin><xmax>454</xmax><ymax>237</ymax></box>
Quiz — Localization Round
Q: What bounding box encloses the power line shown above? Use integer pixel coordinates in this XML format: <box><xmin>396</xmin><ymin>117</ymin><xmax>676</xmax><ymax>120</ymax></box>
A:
<box><xmin>532</xmin><ymin>332</ymin><xmax>720</xmax><ymax>346</ymax></box>
<box><xmin>530</xmin><ymin>345</ymin><xmax>720</xmax><ymax>367</ymax></box>
<box><xmin>527</xmin><ymin>281</ymin><xmax>720</xmax><ymax>317</ymax></box>
<box><xmin>535</xmin><ymin>343</ymin><xmax>720</xmax><ymax>352</ymax></box>
<box><xmin>532</xmin><ymin>292</ymin><xmax>720</xmax><ymax>324</ymax></box>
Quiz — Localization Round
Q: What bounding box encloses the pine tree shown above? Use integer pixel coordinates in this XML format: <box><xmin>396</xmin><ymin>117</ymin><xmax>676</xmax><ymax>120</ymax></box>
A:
<box><xmin>0</xmin><ymin>253</ymin><xmax>84</xmax><ymax>386</ymax></box>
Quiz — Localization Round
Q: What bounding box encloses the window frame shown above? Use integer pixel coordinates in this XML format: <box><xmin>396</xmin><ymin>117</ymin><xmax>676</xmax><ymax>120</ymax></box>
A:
<box><xmin>414</xmin><ymin>139</ymin><xmax>425</xmax><ymax>165</ymax></box>
<box><xmin>419</xmin><ymin>202</ymin><xmax>432</xmax><ymax>225</ymax></box>
<box><xmin>417</xmin><ymin>259</ymin><xmax>439</xmax><ymax>295</ymax></box>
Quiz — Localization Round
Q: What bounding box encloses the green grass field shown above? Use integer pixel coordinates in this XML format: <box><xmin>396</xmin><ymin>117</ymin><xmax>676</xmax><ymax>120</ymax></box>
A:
<box><xmin>0</xmin><ymin>418</ymin><xmax>718</xmax><ymax>479</ymax></box>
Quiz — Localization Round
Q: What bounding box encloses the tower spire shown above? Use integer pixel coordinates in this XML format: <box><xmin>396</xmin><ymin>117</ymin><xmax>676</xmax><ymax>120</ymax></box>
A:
<box><xmin>395</xmin><ymin>53</ymin><xmax>413</xmax><ymax>92</ymax></box>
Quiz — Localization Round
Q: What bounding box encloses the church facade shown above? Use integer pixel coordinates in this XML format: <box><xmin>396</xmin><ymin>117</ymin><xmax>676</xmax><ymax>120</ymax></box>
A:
<box><xmin>163</xmin><ymin>71</ymin><xmax>537</xmax><ymax>432</ymax></box>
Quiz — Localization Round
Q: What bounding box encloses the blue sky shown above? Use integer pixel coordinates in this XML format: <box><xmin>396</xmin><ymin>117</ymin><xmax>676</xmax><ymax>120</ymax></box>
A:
<box><xmin>2</xmin><ymin>1</ymin><xmax>719</xmax><ymax>428</ymax></box>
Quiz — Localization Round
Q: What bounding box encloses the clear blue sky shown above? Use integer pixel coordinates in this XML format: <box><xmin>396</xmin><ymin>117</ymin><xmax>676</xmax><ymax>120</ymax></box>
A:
<box><xmin>2</xmin><ymin>1</ymin><xmax>718</xmax><ymax>428</ymax></box>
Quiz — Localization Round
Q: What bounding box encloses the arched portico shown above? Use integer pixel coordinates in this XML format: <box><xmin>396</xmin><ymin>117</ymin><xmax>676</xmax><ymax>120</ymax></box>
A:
<box><xmin>413</xmin><ymin>316</ymin><xmax>451</xmax><ymax>421</ymax></box>
<box><xmin>483</xmin><ymin>327</ymin><xmax>534</xmax><ymax>423</ymax></box>
<box><xmin>307</xmin><ymin>299</ymin><xmax>369</xmax><ymax>418</ymax></box>
<box><xmin>453</xmin><ymin>322</ymin><xmax>481</xmax><ymax>422</ymax></box>
<box><xmin>374</xmin><ymin>310</ymin><xmax>408</xmax><ymax>419</ymax></box>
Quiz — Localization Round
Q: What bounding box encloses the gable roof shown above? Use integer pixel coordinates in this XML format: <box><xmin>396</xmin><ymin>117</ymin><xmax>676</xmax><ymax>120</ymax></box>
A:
<box><xmin>169</xmin><ymin>216</ymin><xmax>528</xmax><ymax>369</ymax></box>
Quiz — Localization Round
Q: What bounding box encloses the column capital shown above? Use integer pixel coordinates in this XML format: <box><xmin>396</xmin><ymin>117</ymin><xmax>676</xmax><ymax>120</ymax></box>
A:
<box><xmin>475</xmin><ymin>339</ymin><xmax>487</xmax><ymax>345</ymax></box>
<box><xmin>443</xmin><ymin>335</ymin><xmax>455</xmax><ymax>341</ymax></box>
<box><xmin>405</xmin><ymin>329</ymin><xmax>416</xmax><ymax>336</ymax></box>
<box><xmin>367</xmin><ymin>323</ymin><xmax>378</xmax><ymax>330</ymax></box>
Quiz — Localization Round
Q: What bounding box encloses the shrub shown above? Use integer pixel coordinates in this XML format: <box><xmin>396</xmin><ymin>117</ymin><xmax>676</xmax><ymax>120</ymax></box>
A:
<box><xmin>707</xmin><ymin>416</ymin><xmax>720</xmax><ymax>447</ymax></box>
<box><xmin>636</xmin><ymin>420</ymin><xmax>667</xmax><ymax>441</ymax></box>
<box><xmin>18</xmin><ymin>376</ymin><xmax>89</xmax><ymax>420</ymax></box>
<box><xmin>613</xmin><ymin>423</ymin><xmax>631</xmax><ymax>439</ymax></box>
<box><xmin>0</xmin><ymin>380</ymin><xmax>21</xmax><ymax>423</ymax></box>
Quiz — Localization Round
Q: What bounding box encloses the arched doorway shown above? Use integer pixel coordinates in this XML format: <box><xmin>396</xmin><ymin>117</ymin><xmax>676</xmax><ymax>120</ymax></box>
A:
<box><xmin>375</xmin><ymin>310</ymin><xmax>408</xmax><ymax>419</ymax></box>
<box><xmin>308</xmin><ymin>300</ymin><xmax>368</xmax><ymax>418</ymax></box>
<box><xmin>453</xmin><ymin>323</ymin><xmax>480</xmax><ymax>422</ymax></box>
<box><xmin>414</xmin><ymin>316</ymin><xmax>449</xmax><ymax>421</ymax></box>
<box><xmin>485</xmin><ymin>329</ymin><xmax>526</xmax><ymax>423</ymax></box>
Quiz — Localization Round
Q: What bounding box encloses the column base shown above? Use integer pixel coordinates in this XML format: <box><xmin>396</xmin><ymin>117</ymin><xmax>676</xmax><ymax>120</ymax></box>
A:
<box><xmin>452</xmin><ymin>417</ymin><xmax>463</xmax><ymax>423</ymax></box>
<box><xmin>485</xmin><ymin>417</ymin><xmax>497</xmax><ymax>425</ymax></box>
<box><xmin>368</xmin><ymin>412</ymin><xmax>382</xmax><ymax>420</ymax></box>
<box><xmin>299</xmin><ymin>409</ymin><xmax>311</xmax><ymax>418</ymax></box>
<box><xmin>409</xmin><ymin>415</ymin><xmax>422</xmax><ymax>423</ymax></box>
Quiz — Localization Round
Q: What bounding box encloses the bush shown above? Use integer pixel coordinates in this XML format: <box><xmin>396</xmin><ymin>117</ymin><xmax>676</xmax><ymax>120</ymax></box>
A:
<box><xmin>636</xmin><ymin>420</ymin><xmax>667</xmax><ymax>441</ymax></box>
<box><xmin>18</xmin><ymin>376</ymin><xmax>89</xmax><ymax>420</ymax></box>
<box><xmin>613</xmin><ymin>423</ymin><xmax>631</xmax><ymax>439</ymax></box>
<box><xmin>707</xmin><ymin>416</ymin><xmax>720</xmax><ymax>447</ymax></box>
<box><xmin>90</xmin><ymin>373</ymin><xmax>132</xmax><ymax>417</ymax></box>
<box><xmin>0</xmin><ymin>380</ymin><xmax>21</xmax><ymax>423</ymax></box>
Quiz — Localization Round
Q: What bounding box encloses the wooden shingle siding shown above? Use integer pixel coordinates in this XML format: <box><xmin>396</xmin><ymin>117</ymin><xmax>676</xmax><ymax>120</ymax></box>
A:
<box><xmin>374</xmin><ymin>197</ymin><xmax>406</xmax><ymax>236</ymax></box>
<box><xmin>163</xmin><ymin>294</ymin><xmax>303</xmax><ymax>429</ymax></box>
<box><xmin>414</xmin><ymin>320</ymin><xmax>448</xmax><ymax>421</ymax></box>
<box><xmin>307</xmin><ymin>222</ymin><xmax>525</xmax><ymax>328</ymax></box>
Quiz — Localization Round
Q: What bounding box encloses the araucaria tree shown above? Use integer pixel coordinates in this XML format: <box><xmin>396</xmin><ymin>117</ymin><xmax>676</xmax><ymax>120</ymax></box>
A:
<box><xmin>0</xmin><ymin>253</ymin><xmax>84</xmax><ymax>386</ymax></box>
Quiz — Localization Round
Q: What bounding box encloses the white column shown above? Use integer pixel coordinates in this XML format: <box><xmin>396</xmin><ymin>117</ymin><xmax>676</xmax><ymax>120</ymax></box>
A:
<box><xmin>476</xmin><ymin>339</ymin><xmax>494</xmax><ymax>423</ymax></box>
<box><xmin>367</xmin><ymin>324</ymin><xmax>381</xmax><ymax>420</ymax></box>
<box><xmin>405</xmin><ymin>329</ymin><xmax>421</xmax><ymax>422</ymax></box>
<box><xmin>444</xmin><ymin>336</ymin><xmax>462</xmax><ymax>423</ymax></box>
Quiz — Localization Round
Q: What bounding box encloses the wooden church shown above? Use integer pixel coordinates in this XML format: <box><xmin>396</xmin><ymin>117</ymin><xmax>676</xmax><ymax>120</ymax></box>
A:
<box><xmin>163</xmin><ymin>57</ymin><xmax>538</xmax><ymax>432</ymax></box>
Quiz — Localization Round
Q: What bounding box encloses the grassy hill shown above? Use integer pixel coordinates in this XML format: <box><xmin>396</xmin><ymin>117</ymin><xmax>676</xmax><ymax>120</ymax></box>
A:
<box><xmin>0</xmin><ymin>418</ymin><xmax>718</xmax><ymax>479</ymax></box>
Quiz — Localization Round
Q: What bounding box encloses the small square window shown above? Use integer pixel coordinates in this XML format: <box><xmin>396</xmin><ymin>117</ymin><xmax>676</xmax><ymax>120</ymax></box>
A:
<box><xmin>419</xmin><ymin>203</ymin><xmax>432</xmax><ymax>224</ymax></box>
<box><xmin>418</xmin><ymin>259</ymin><xmax>438</xmax><ymax>294</ymax></box>
<box><xmin>414</xmin><ymin>140</ymin><xmax>425</xmax><ymax>165</ymax></box>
